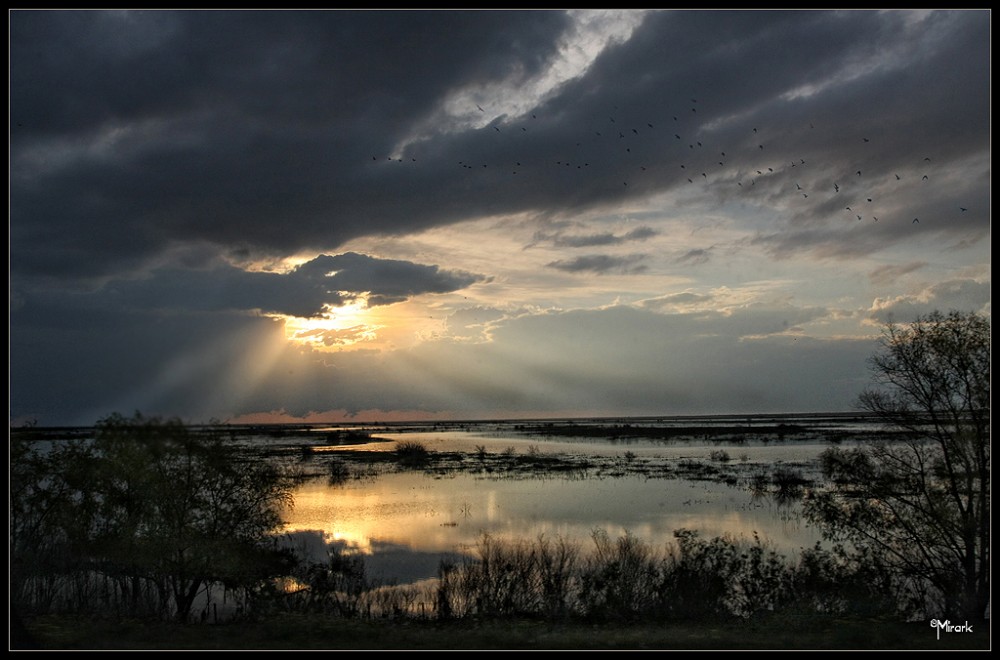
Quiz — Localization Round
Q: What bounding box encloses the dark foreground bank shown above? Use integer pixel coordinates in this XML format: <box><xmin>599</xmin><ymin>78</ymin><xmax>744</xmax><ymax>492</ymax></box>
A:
<box><xmin>17</xmin><ymin>613</ymin><xmax>991</xmax><ymax>651</ymax></box>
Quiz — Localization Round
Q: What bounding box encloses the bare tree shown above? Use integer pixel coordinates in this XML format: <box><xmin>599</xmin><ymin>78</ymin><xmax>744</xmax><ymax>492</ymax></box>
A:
<box><xmin>804</xmin><ymin>310</ymin><xmax>989</xmax><ymax>620</ymax></box>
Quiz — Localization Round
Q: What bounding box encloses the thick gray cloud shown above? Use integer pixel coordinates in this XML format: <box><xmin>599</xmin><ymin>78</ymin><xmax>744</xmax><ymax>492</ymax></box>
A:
<box><xmin>11</xmin><ymin>10</ymin><xmax>989</xmax><ymax>286</ymax></box>
<box><xmin>9</xmin><ymin>10</ymin><xmax>990</xmax><ymax>426</ymax></box>
<box><xmin>16</xmin><ymin>252</ymin><xmax>485</xmax><ymax>319</ymax></box>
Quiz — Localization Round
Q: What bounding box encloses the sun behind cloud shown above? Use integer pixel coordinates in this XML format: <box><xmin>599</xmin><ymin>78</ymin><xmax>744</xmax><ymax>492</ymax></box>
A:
<box><xmin>279</xmin><ymin>296</ymin><xmax>449</xmax><ymax>352</ymax></box>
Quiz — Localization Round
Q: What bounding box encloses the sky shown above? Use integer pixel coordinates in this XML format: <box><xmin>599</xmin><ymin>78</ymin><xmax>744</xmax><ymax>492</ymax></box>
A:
<box><xmin>9</xmin><ymin>9</ymin><xmax>991</xmax><ymax>427</ymax></box>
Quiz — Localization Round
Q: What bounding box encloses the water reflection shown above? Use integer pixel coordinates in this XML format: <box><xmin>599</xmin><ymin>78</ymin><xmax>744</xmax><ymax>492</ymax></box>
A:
<box><xmin>281</xmin><ymin>464</ymin><xmax>820</xmax><ymax>586</ymax></box>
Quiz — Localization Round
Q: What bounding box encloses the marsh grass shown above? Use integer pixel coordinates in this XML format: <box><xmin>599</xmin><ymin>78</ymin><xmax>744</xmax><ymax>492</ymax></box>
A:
<box><xmin>394</xmin><ymin>440</ymin><xmax>431</xmax><ymax>467</ymax></box>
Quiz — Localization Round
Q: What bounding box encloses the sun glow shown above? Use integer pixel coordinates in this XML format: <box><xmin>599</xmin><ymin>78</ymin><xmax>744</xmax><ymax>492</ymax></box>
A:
<box><xmin>280</xmin><ymin>298</ymin><xmax>383</xmax><ymax>350</ymax></box>
<box><xmin>278</xmin><ymin>296</ymin><xmax>452</xmax><ymax>352</ymax></box>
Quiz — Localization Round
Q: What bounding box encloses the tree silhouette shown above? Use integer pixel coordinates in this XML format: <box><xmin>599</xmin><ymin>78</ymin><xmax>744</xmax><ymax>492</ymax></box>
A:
<box><xmin>804</xmin><ymin>310</ymin><xmax>989</xmax><ymax>620</ymax></box>
<box><xmin>11</xmin><ymin>412</ymin><xmax>300</xmax><ymax>622</ymax></box>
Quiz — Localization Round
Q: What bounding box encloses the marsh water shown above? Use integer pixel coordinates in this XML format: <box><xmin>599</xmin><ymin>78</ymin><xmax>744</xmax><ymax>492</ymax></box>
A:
<box><xmin>272</xmin><ymin>414</ymin><xmax>884</xmax><ymax>586</ymax></box>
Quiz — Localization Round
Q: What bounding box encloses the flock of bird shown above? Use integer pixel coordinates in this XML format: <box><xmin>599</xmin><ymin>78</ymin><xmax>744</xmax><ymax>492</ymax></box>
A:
<box><xmin>370</xmin><ymin>98</ymin><xmax>967</xmax><ymax>226</ymax></box>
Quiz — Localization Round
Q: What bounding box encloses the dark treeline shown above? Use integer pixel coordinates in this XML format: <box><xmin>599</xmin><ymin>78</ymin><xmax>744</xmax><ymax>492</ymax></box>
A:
<box><xmin>10</xmin><ymin>412</ymin><xmax>303</xmax><ymax>625</ymax></box>
<box><xmin>6</xmin><ymin>415</ymin><xmax>967</xmax><ymax>628</ymax></box>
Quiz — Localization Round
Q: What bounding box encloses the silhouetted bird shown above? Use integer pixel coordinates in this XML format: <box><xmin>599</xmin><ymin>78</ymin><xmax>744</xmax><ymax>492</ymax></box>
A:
<box><xmin>477</xmin><ymin>105</ymin><xmax>485</xmax><ymax>112</ymax></box>
<box><xmin>960</xmin><ymin>207</ymin><xmax>968</xmax><ymax>212</ymax></box>
<box><xmin>857</xmin><ymin>170</ymin><xmax>862</xmax><ymax>176</ymax></box>
<box><xmin>863</xmin><ymin>138</ymin><xmax>870</xmax><ymax>142</ymax></box>
<box><xmin>913</xmin><ymin>218</ymin><xmax>919</xmax><ymax>223</ymax></box>
<box><xmin>895</xmin><ymin>174</ymin><xmax>901</xmax><ymax>180</ymax></box>
<box><xmin>922</xmin><ymin>175</ymin><xmax>929</xmax><ymax>180</ymax></box>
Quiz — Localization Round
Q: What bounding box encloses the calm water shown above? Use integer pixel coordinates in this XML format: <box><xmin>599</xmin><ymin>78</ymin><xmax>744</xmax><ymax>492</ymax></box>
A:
<box><xmin>277</xmin><ymin>416</ymin><xmax>872</xmax><ymax>585</ymax></box>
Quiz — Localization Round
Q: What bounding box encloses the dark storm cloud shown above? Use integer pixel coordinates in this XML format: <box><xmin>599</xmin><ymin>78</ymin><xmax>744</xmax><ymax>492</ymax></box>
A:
<box><xmin>10</xmin><ymin>10</ymin><xmax>989</xmax><ymax>288</ymax></box>
<box><xmin>17</xmin><ymin>252</ymin><xmax>486</xmax><ymax>319</ymax></box>
<box><xmin>10</xmin><ymin>9</ymin><xmax>572</xmax><ymax>283</ymax></box>
<box><xmin>546</xmin><ymin>253</ymin><xmax>648</xmax><ymax>274</ymax></box>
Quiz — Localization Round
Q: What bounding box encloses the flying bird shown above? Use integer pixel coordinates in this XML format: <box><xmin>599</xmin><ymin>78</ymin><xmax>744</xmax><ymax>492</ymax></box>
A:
<box><xmin>895</xmin><ymin>174</ymin><xmax>901</xmax><ymax>180</ymax></box>
<box><xmin>960</xmin><ymin>207</ymin><xmax>968</xmax><ymax>212</ymax></box>
<box><xmin>857</xmin><ymin>170</ymin><xmax>862</xmax><ymax>176</ymax></box>
<box><xmin>913</xmin><ymin>218</ymin><xmax>919</xmax><ymax>223</ymax></box>
<box><xmin>922</xmin><ymin>175</ymin><xmax>929</xmax><ymax>180</ymax></box>
<box><xmin>477</xmin><ymin>104</ymin><xmax>485</xmax><ymax>112</ymax></box>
